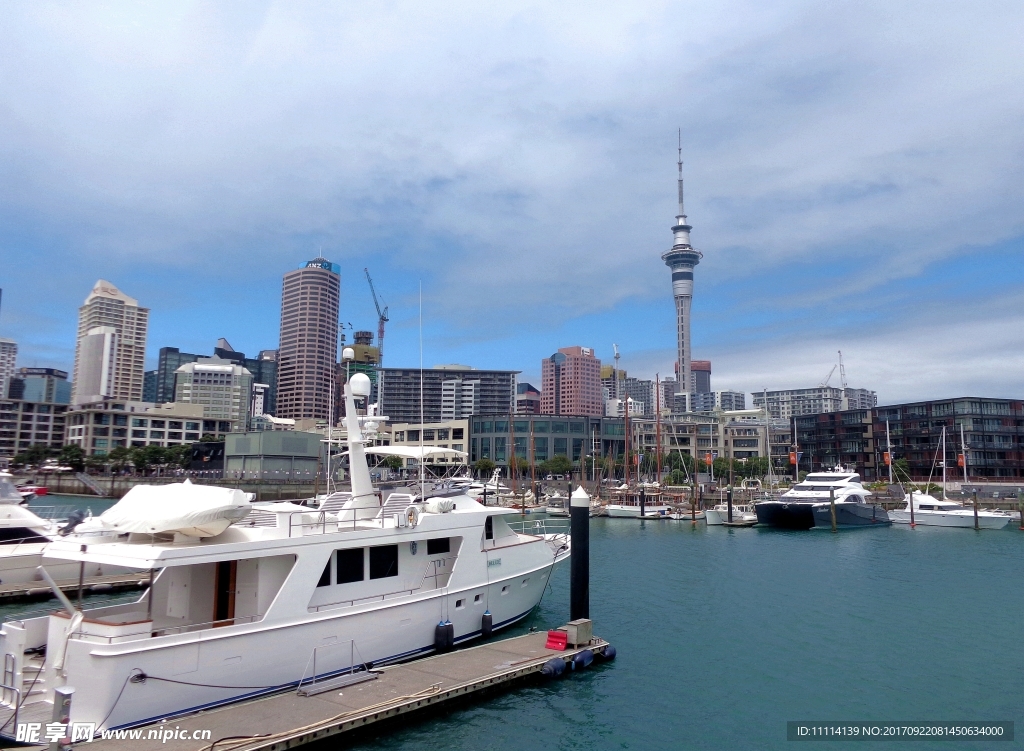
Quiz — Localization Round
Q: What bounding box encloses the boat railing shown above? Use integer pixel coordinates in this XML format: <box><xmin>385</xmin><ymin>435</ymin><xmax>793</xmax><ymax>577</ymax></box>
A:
<box><xmin>297</xmin><ymin>638</ymin><xmax>370</xmax><ymax>696</ymax></box>
<box><xmin>150</xmin><ymin>614</ymin><xmax>264</xmax><ymax>638</ymax></box>
<box><xmin>284</xmin><ymin>508</ymin><xmax>386</xmax><ymax>537</ymax></box>
<box><xmin>0</xmin><ymin>680</ymin><xmax>20</xmax><ymax>733</ymax></box>
<box><xmin>421</xmin><ymin>555</ymin><xmax>458</xmax><ymax>590</ymax></box>
<box><xmin>507</xmin><ymin>518</ymin><xmax>570</xmax><ymax>538</ymax></box>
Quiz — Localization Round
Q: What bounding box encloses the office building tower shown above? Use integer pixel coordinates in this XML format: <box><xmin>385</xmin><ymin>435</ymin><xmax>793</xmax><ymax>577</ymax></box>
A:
<box><xmin>516</xmin><ymin>382</ymin><xmax>541</xmax><ymax>414</ymax></box>
<box><xmin>380</xmin><ymin>365</ymin><xmax>517</xmax><ymax>424</ymax></box>
<box><xmin>692</xmin><ymin>390</ymin><xmax>746</xmax><ymax>412</ymax></box>
<box><xmin>661</xmin><ymin>142</ymin><xmax>702</xmax><ymax>409</ymax></box>
<box><xmin>8</xmin><ymin>368</ymin><xmax>71</xmax><ymax>404</ymax></box>
<box><xmin>142</xmin><ymin>369</ymin><xmax>157</xmax><ymax>403</ymax></box>
<box><xmin>214</xmin><ymin>339</ymin><xmax>280</xmax><ymax>416</ymax></box>
<box><xmin>174</xmin><ymin>357</ymin><xmax>253</xmax><ymax>431</ymax></box>
<box><xmin>72</xmin><ymin>280</ymin><xmax>148</xmax><ymax>404</ymax></box>
<box><xmin>691</xmin><ymin>360</ymin><xmax>711</xmax><ymax>394</ymax></box>
<box><xmin>0</xmin><ymin>338</ymin><xmax>16</xmax><ymax>400</ymax></box>
<box><xmin>541</xmin><ymin>346</ymin><xmax>603</xmax><ymax>417</ymax></box>
<box><xmin>0</xmin><ymin>400</ymin><xmax>67</xmax><ymax>463</ymax></box>
<box><xmin>155</xmin><ymin>347</ymin><xmax>201</xmax><ymax>404</ymax></box>
<box><xmin>276</xmin><ymin>258</ymin><xmax>341</xmax><ymax>421</ymax></box>
<box><xmin>621</xmin><ymin>377</ymin><xmax>655</xmax><ymax>417</ymax></box>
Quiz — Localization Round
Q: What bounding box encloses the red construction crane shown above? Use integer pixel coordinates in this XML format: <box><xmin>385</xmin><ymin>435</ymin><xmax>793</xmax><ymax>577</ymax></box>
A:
<box><xmin>364</xmin><ymin>268</ymin><xmax>389</xmax><ymax>367</ymax></box>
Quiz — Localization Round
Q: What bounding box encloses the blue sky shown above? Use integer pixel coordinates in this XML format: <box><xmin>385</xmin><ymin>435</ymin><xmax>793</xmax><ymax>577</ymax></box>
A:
<box><xmin>2</xmin><ymin>1</ymin><xmax>1023</xmax><ymax>404</ymax></box>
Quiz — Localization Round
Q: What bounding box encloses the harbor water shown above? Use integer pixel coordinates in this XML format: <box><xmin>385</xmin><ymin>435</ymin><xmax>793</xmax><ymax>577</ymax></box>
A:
<box><xmin>343</xmin><ymin>518</ymin><xmax>1023</xmax><ymax>750</ymax></box>
<box><xmin>3</xmin><ymin>501</ymin><xmax>1020</xmax><ymax>749</ymax></box>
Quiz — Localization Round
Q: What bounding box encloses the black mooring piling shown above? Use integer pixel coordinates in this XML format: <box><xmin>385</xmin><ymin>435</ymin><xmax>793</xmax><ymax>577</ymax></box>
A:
<box><xmin>570</xmin><ymin>486</ymin><xmax>590</xmax><ymax>621</ymax></box>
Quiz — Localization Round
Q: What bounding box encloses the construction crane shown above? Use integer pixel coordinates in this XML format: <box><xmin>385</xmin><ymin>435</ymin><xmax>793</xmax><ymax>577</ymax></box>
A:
<box><xmin>838</xmin><ymin>350</ymin><xmax>849</xmax><ymax>410</ymax></box>
<box><xmin>820</xmin><ymin>364</ymin><xmax>837</xmax><ymax>388</ymax></box>
<box><xmin>364</xmin><ymin>268</ymin><xmax>389</xmax><ymax>368</ymax></box>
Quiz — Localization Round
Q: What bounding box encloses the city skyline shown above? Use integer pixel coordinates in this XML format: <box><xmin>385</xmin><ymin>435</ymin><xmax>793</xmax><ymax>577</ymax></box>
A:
<box><xmin>2</xmin><ymin>4</ymin><xmax>1023</xmax><ymax>404</ymax></box>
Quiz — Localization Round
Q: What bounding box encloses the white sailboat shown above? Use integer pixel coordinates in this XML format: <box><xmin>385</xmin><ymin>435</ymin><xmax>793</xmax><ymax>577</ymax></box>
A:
<box><xmin>0</xmin><ymin>369</ymin><xmax>571</xmax><ymax>736</ymax></box>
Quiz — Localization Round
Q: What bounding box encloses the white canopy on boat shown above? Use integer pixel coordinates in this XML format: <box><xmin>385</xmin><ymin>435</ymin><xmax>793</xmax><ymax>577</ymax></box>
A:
<box><xmin>364</xmin><ymin>446</ymin><xmax>468</xmax><ymax>460</ymax></box>
<box><xmin>77</xmin><ymin>480</ymin><xmax>251</xmax><ymax>537</ymax></box>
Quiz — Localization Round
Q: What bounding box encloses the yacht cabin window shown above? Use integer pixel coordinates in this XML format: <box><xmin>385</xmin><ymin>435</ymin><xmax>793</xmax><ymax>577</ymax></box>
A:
<box><xmin>485</xmin><ymin>516</ymin><xmax>493</xmax><ymax>540</ymax></box>
<box><xmin>337</xmin><ymin>547</ymin><xmax>364</xmax><ymax>584</ymax></box>
<box><xmin>369</xmin><ymin>544</ymin><xmax>398</xmax><ymax>579</ymax></box>
<box><xmin>427</xmin><ymin>537</ymin><xmax>450</xmax><ymax>555</ymax></box>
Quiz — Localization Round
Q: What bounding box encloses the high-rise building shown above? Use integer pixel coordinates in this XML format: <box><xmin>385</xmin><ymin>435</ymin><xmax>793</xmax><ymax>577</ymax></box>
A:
<box><xmin>541</xmin><ymin>346</ymin><xmax>603</xmax><ymax>417</ymax></box>
<box><xmin>380</xmin><ymin>366</ymin><xmax>517</xmax><ymax>424</ymax></box>
<box><xmin>173</xmin><ymin>357</ymin><xmax>253</xmax><ymax>431</ymax></box>
<box><xmin>621</xmin><ymin>377</ymin><xmax>655</xmax><ymax>417</ymax></box>
<box><xmin>661</xmin><ymin>142</ymin><xmax>702</xmax><ymax>408</ymax></box>
<box><xmin>692</xmin><ymin>390</ymin><xmax>746</xmax><ymax>412</ymax></box>
<box><xmin>753</xmin><ymin>387</ymin><xmax>877</xmax><ymax>419</ymax></box>
<box><xmin>691</xmin><ymin>360</ymin><xmax>711</xmax><ymax>394</ymax></box>
<box><xmin>72</xmin><ymin>280</ymin><xmax>148</xmax><ymax>404</ymax></box>
<box><xmin>0</xmin><ymin>338</ymin><xmax>16</xmax><ymax>400</ymax></box>
<box><xmin>276</xmin><ymin>258</ymin><xmax>341</xmax><ymax>421</ymax></box>
<box><xmin>516</xmin><ymin>382</ymin><xmax>541</xmax><ymax>414</ymax></box>
<box><xmin>8</xmin><ymin>368</ymin><xmax>71</xmax><ymax>404</ymax></box>
<box><xmin>155</xmin><ymin>347</ymin><xmax>201</xmax><ymax>404</ymax></box>
<box><xmin>142</xmin><ymin>369</ymin><xmax>157</xmax><ymax>403</ymax></box>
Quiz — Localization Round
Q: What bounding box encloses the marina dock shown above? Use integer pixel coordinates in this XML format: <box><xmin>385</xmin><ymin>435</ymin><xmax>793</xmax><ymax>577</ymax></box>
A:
<box><xmin>0</xmin><ymin>572</ymin><xmax>148</xmax><ymax>603</ymax></box>
<box><xmin>73</xmin><ymin>630</ymin><xmax>608</xmax><ymax>751</ymax></box>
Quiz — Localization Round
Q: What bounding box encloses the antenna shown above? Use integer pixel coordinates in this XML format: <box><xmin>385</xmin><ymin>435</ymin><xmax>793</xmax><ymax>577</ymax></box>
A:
<box><xmin>677</xmin><ymin>128</ymin><xmax>684</xmax><ymax>216</ymax></box>
<box><xmin>612</xmin><ymin>344</ymin><xmax>621</xmax><ymax>400</ymax></box>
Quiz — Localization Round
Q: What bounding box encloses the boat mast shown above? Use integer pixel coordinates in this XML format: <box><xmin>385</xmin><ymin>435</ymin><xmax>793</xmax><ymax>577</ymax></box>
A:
<box><xmin>960</xmin><ymin>422</ymin><xmax>969</xmax><ymax>485</ymax></box>
<box><xmin>510</xmin><ymin>412</ymin><xmax>517</xmax><ymax>497</ymax></box>
<box><xmin>941</xmin><ymin>426</ymin><xmax>947</xmax><ymax>501</ymax></box>
<box><xmin>886</xmin><ymin>419</ymin><xmax>893</xmax><ymax>484</ymax></box>
<box><xmin>655</xmin><ymin>375</ymin><xmax>662</xmax><ymax>483</ymax></box>
<box><xmin>623</xmin><ymin>394</ymin><xmax>631</xmax><ymax>487</ymax></box>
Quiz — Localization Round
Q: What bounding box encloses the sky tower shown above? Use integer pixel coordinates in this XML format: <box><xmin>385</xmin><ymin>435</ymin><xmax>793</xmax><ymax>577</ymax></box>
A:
<box><xmin>661</xmin><ymin>132</ymin><xmax>702</xmax><ymax>406</ymax></box>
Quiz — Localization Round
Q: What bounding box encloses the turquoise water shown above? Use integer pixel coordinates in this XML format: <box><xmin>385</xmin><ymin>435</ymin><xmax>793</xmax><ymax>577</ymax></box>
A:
<box><xmin>345</xmin><ymin>519</ymin><xmax>1023</xmax><ymax>750</ymax></box>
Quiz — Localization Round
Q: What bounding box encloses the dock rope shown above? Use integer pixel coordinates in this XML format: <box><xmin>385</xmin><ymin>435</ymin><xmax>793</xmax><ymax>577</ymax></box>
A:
<box><xmin>199</xmin><ymin>682</ymin><xmax>443</xmax><ymax>751</ymax></box>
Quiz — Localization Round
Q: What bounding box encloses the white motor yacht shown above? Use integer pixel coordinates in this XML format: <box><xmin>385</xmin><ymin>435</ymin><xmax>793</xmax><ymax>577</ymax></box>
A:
<box><xmin>606</xmin><ymin>486</ymin><xmax>672</xmax><ymax>518</ymax></box>
<box><xmin>890</xmin><ymin>492</ymin><xmax>1011</xmax><ymax>529</ymax></box>
<box><xmin>705</xmin><ymin>502</ymin><xmax>757</xmax><ymax>526</ymax></box>
<box><xmin>0</xmin><ymin>372</ymin><xmax>571</xmax><ymax>736</ymax></box>
<box><xmin>464</xmin><ymin>468</ymin><xmax>510</xmax><ymax>500</ymax></box>
<box><xmin>0</xmin><ymin>473</ymin><xmax>118</xmax><ymax>584</ymax></box>
<box><xmin>544</xmin><ymin>493</ymin><xmax>569</xmax><ymax>517</ymax></box>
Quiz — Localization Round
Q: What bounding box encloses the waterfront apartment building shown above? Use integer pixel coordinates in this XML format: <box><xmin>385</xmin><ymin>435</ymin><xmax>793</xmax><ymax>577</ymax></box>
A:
<box><xmin>692</xmin><ymin>390</ymin><xmax>746</xmax><ymax>413</ymax></box>
<box><xmin>793</xmin><ymin>397</ymin><xmax>1024</xmax><ymax>480</ymax></box>
<box><xmin>72</xmin><ymin>280</ymin><xmax>148</xmax><ymax>404</ymax></box>
<box><xmin>380</xmin><ymin>366</ymin><xmax>517</xmax><ymax>424</ymax></box>
<box><xmin>276</xmin><ymin>257</ymin><xmax>341</xmax><ymax>421</ymax></box>
<box><xmin>0</xmin><ymin>338</ymin><xmax>16</xmax><ymax>401</ymax></box>
<box><xmin>541</xmin><ymin>346</ymin><xmax>602</xmax><ymax>417</ymax></box>
<box><xmin>65</xmin><ymin>399</ymin><xmax>233</xmax><ymax>456</ymax></box>
<box><xmin>752</xmin><ymin>386</ymin><xmax>877</xmax><ymax>419</ymax></box>
<box><xmin>6</xmin><ymin>368</ymin><xmax>71</xmax><ymax>405</ymax></box>
<box><xmin>173</xmin><ymin>357</ymin><xmax>254</xmax><ymax>429</ymax></box>
<box><xmin>0</xmin><ymin>399</ymin><xmax>68</xmax><ymax>465</ymax></box>
<box><xmin>386</xmin><ymin>420</ymin><xmax>469</xmax><ymax>470</ymax></box>
<box><xmin>621</xmin><ymin>377</ymin><xmax>655</xmax><ymax>417</ymax></box>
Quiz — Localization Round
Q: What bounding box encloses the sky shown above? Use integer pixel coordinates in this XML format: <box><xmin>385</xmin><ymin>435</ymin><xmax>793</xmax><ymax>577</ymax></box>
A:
<box><xmin>1</xmin><ymin>1</ymin><xmax>1023</xmax><ymax>405</ymax></box>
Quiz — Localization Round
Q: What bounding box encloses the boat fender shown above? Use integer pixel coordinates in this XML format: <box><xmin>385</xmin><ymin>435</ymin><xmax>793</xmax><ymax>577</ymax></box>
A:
<box><xmin>405</xmin><ymin>505</ymin><xmax>421</xmax><ymax>528</ymax></box>
<box><xmin>540</xmin><ymin>657</ymin><xmax>566</xmax><ymax>678</ymax></box>
<box><xmin>444</xmin><ymin>620</ymin><xmax>455</xmax><ymax>650</ymax></box>
<box><xmin>572</xmin><ymin>649</ymin><xmax>594</xmax><ymax>671</ymax></box>
<box><xmin>481</xmin><ymin>611</ymin><xmax>493</xmax><ymax>638</ymax></box>
<box><xmin>434</xmin><ymin>621</ymin><xmax>448</xmax><ymax>653</ymax></box>
<box><xmin>598</xmin><ymin>644</ymin><xmax>616</xmax><ymax>661</ymax></box>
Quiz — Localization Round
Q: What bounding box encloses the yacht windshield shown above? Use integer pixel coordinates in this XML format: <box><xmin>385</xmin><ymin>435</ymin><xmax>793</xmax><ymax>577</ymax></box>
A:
<box><xmin>0</xmin><ymin>476</ymin><xmax>22</xmax><ymax>503</ymax></box>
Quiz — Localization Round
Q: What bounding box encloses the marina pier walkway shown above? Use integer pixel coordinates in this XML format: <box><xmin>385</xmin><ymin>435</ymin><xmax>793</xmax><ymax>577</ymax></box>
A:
<box><xmin>80</xmin><ymin>631</ymin><xmax>607</xmax><ymax>751</ymax></box>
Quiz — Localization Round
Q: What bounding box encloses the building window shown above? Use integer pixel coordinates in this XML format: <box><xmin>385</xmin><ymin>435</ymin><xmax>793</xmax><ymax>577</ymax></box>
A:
<box><xmin>452</xmin><ymin>428</ymin><xmax>464</xmax><ymax>439</ymax></box>
<box><xmin>436</xmin><ymin>429</ymin><xmax>449</xmax><ymax>440</ymax></box>
<box><xmin>169</xmin><ymin>421</ymin><xmax>183</xmax><ymax>429</ymax></box>
<box><xmin>422</xmin><ymin>429</ymin><xmax>435</xmax><ymax>441</ymax></box>
<box><xmin>132</xmin><ymin>430</ymin><xmax>146</xmax><ymax>438</ymax></box>
<box><xmin>132</xmin><ymin>418</ymin><xmax>148</xmax><ymax>428</ymax></box>
<box><xmin>150</xmin><ymin>420</ymin><xmax>165</xmax><ymax>428</ymax></box>
<box><xmin>168</xmin><ymin>432</ymin><xmax>182</xmax><ymax>440</ymax></box>
<box><xmin>407</xmin><ymin>430</ymin><xmax>419</xmax><ymax>442</ymax></box>
<box><xmin>150</xmin><ymin>431</ymin><xmax>165</xmax><ymax>439</ymax></box>
<box><xmin>186</xmin><ymin>432</ymin><xmax>200</xmax><ymax>440</ymax></box>
<box><xmin>186</xmin><ymin>422</ymin><xmax>200</xmax><ymax>431</ymax></box>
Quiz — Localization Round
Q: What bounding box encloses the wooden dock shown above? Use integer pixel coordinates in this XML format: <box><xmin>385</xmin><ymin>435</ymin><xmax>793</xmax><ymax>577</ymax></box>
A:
<box><xmin>0</xmin><ymin>572</ymin><xmax>149</xmax><ymax>603</ymax></box>
<box><xmin>80</xmin><ymin>631</ymin><xmax>608</xmax><ymax>751</ymax></box>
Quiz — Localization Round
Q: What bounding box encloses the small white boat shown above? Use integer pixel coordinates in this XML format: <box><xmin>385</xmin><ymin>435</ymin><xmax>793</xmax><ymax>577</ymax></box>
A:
<box><xmin>605</xmin><ymin>486</ymin><xmax>672</xmax><ymax>518</ymax></box>
<box><xmin>668</xmin><ymin>509</ymin><xmax>705</xmax><ymax>521</ymax></box>
<box><xmin>544</xmin><ymin>493</ymin><xmax>569</xmax><ymax>517</ymax></box>
<box><xmin>890</xmin><ymin>493</ymin><xmax>1011</xmax><ymax>529</ymax></box>
<box><xmin>705</xmin><ymin>502</ymin><xmax>757</xmax><ymax>526</ymax></box>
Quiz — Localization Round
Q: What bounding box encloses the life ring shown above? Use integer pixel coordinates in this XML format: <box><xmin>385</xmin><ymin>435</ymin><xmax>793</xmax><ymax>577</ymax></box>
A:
<box><xmin>405</xmin><ymin>505</ymin><xmax>421</xmax><ymax>528</ymax></box>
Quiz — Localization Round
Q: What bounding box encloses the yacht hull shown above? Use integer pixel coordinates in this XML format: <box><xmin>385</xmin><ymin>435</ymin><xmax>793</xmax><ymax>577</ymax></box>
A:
<box><xmin>890</xmin><ymin>510</ymin><xmax>1010</xmax><ymax>529</ymax></box>
<box><xmin>605</xmin><ymin>505</ymin><xmax>671</xmax><ymax>518</ymax></box>
<box><xmin>812</xmin><ymin>503</ymin><xmax>891</xmax><ymax>528</ymax></box>
<box><xmin>754</xmin><ymin>502</ymin><xmax>816</xmax><ymax>530</ymax></box>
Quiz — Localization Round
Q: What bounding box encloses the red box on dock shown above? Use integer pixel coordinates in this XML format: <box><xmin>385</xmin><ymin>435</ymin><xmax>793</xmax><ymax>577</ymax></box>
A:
<box><xmin>545</xmin><ymin>630</ymin><xmax>568</xmax><ymax>650</ymax></box>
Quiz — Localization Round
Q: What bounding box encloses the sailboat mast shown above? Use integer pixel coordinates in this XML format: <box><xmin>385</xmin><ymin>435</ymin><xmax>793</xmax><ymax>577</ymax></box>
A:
<box><xmin>655</xmin><ymin>375</ymin><xmax>662</xmax><ymax>483</ymax></box>
<box><xmin>960</xmin><ymin>422</ymin><xmax>968</xmax><ymax>484</ymax></box>
<box><xmin>941</xmin><ymin>426</ymin><xmax>947</xmax><ymax>501</ymax></box>
<box><xmin>886</xmin><ymin>419</ymin><xmax>893</xmax><ymax>484</ymax></box>
<box><xmin>624</xmin><ymin>396</ymin><xmax>630</xmax><ymax>486</ymax></box>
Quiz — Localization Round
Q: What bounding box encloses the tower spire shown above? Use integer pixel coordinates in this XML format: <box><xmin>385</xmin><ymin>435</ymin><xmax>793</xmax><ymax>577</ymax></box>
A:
<box><xmin>677</xmin><ymin>128</ymin><xmax>684</xmax><ymax>218</ymax></box>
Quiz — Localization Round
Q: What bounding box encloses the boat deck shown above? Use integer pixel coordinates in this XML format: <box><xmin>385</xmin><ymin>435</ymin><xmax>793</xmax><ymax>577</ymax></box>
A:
<box><xmin>64</xmin><ymin>630</ymin><xmax>607</xmax><ymax>751</ymax></box>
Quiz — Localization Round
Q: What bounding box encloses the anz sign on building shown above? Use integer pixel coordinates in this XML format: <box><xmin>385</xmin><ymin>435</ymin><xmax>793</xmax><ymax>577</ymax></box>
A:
<box><xmin>304</xmin><ymin>258</ymin><xmax>341</xmax><ymax>274</ymax></box>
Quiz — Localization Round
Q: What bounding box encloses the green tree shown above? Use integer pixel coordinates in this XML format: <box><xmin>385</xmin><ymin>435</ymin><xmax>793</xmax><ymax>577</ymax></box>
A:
<box><xmin>58</xmin><ymin>444</ymin><xmax>85</xmax><ymax>472</ymax></box>
<box><xmin>130</xmin><ymin>447</ymin><xmax>151</xmax><ymax>473</ymax></box>
<box><xmin>473</xmin><ymin>458</ymin><xmax>496</xmax><ymax>478</ymax></box>
<box><xmin>164</xmin><ymin>444</ymin><xmax>192</xmax><ymax>470</ymax></box>
<box><xmin>666</xmin><ymin>469</ymin><xmax>688</xmax><ymax>486</ymax></box>
<box><xmin>892</xmin><ymin>458</ymin><xmax>911</xmax><ymax>482</ymax></box>
<box><xmin>543</xmin><ymin>455</ymin><xmax>572</xmax><ymax>476</ymax></box>
<box><xmin>13</xmin><ymin>444</ymin><xmax>53</xmax><ymax>468</ymax></box>
<box><xmin>382</xmin><ymin>455</ymin><xmax>403</xmax><ymax>471</ymax></box>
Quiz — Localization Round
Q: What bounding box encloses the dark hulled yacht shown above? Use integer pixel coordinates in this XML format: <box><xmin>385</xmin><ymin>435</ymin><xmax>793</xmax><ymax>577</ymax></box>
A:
<box><xmin>755</xmin><ymin>469</ymin><xmax>889</xmax><ymax>529</ymax></box>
